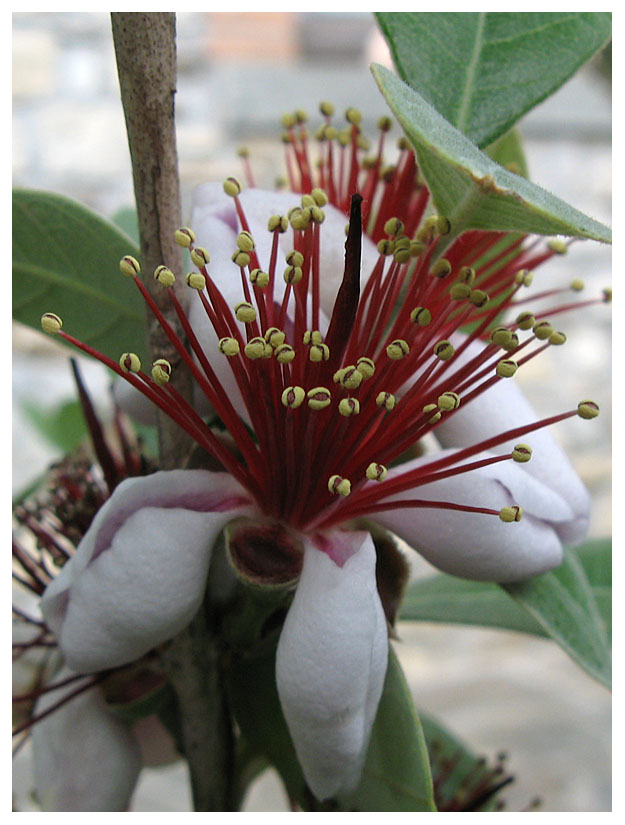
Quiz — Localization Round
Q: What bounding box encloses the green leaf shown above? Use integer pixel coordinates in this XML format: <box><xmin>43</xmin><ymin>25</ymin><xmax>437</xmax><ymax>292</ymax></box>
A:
<box><xmin>400</xmin><ymin>540</ymin><xmax>611</xmax><ymax>687</ymax></box>
<box><xmin>227</xmin><ymin>638</ymin><xmax>436</xmax><ymax>811</ymax></box>
<box><xmin>371</xmin><ymin>64</ymin><xmax>612</xmax><ymax>243</ymax></box>
<box><xmin>112</xmin><ymin>206</ymin><xmax>140</xmax><ymax>245</ymax></box>
<box><xmin>376</xmin><ymin>12</ymin><xmax>612</xmax><ymax>147</ymax></box>
<box><xmin>13</xmin><ymin>189</ymin><xmax>145</xmax><ymax>361</ymax></box>
<box><xmin>20</xmin><ymin>399</ymin><xmax>87</xmax><ymax>453</ymax></box>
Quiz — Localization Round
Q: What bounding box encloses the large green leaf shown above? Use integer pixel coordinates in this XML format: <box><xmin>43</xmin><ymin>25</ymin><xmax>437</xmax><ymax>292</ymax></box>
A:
<box><xmin>400</xmin><ymin>540</ymin><xmax>611</xmax><ymax>687</ymax></box>
<box><xmin>371</xmin><ymin>64</ymin><xmax>611</xmax><ymax>244</ymax></box>
<box><xmin>227</xmin><ymin>639</ymin><xmax>436</xmax><ymax>811</ymax></box>
<box><xmin>13</xmin><ymin>189</ymin><xmax>145</xmax><ymax>360</ymax></box>
<box><xmin>376</xmin><ymin>12</ymin><xmax>612</xmax><ymax>148</ymax></box>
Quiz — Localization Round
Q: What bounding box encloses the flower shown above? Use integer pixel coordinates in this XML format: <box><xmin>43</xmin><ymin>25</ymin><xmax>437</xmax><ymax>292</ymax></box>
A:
<box><xmin>39</xmin><ymin>107</ymin><xmax>603</xmax><ymax>801</ymax></box>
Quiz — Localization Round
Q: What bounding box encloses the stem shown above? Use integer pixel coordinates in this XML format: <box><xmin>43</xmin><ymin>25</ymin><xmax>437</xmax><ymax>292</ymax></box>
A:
<box><xmin>111</xmin><ymin>13</ymin><xmax>234</xmax><ymax>811</ymax></box>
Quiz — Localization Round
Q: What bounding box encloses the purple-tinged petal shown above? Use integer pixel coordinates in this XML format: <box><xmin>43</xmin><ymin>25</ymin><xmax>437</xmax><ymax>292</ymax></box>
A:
<box><xmin>33</xmin><ymin>668</ymin><xmax>141</xmax><ymax>811</ymax></box>
<box><xmin>41</xmin><ymin>470</ymin><xmax>253</xmax><ymax>673</ymax></box>
<box><xmin>276</xmin><ymin>530</ymin><xmax>388</xmax><ymax>800</ymax></box>
<box><xmin>370</xmin><ymin>451</ymin><xmax>567</xmax><ymax>582</ymax></box>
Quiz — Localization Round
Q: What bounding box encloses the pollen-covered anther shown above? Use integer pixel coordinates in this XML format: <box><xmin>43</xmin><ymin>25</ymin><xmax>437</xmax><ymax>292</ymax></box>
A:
<box><xmin>268</xmin><ymin>214</ymin><xmax>288</xmax><ymax>233</ymax></box>
<box><xmin>174</xmin><ymin>227</ymin><xmax>195</xmax><ymax>248</ymax></box>
<box><xmin>274</xmin><ymin>344</ymin><xmax>295</xmax><ymax>364</ymax></box>
<box><xmin>458</xmin><ymin>266</ymin><xmax>476</xmax><ymax>285</ymax></box>
<box><xmin>570</xmin><ymin>279</ymin><xmax>585</xmax><ymax>292</ymax></box>
<box><xmin>310</xmin><ymin>188</ymin><xmax>328</xmax><ymax>207</ymax></box>
<box><xmin>120</xmin><ymin>255</ymin><xmax>141</xmax><ymax>277</ymax></box>
<box><xmin>234</xmin><ymin>302</ymin><xmax>257</xmax><ymax>323</ymax></box>
<box><xmin>469</xmin><ymin>289</ymin><xmax>489</xmax><ymax>308</ymax></box>
<box><xmin>186</xmin><ymin>272</ymin><xmax>206</xmax><ymax>290</ymax></box>
<box><xmin>345</xmin><ymin>107</ymin><xmax>362</xmax><ymax>125</ymax></box>
<box><xmin>338</xmin><ymin>366</ymin><xmax>363</xmax><ymax>390</ymax></box>
<box><xmin>319</xmin><ymin>100</ymin><xmax>335</xmax><ymax>117</ymax></box>
<box><xmin>384</xmin><ymin>217</ymin><xmax>404</xmax><ymax>238</ymax></box>
<box><xmin>577</xmin><ymin>400</ymin><xmax>600</xmax><ymax>420</ymax></box>
<box><xmin>376</xmin><ymin>392</ymin><xmax>396</xmax><ymax>411</ymax></box>
<box><xmin>356</xmin><ymin>357</ymin><xmax>375</xmax><ymax>379</ymax></box>
<box><xmin>431</xmin><ymin>258</ymin><xmax>452</xmax><ymax>279</ymax></box>
<box><xmin>434</xmin><ymin>340</ymin><xmax>455</xmax><ymax>361</ymax></box>
<box><xmin>307</xmin><ymin>387</ymin><xmax>332</xmax><ymax>410</ymax></box>
<box><xmin>288</xmin><ymin>207</ymin><xmax>310</xmax><ymax>232</ymax></box>
<box><xmin>41</xmin><ymin>312</ymin><xmax>63</xmax><ymax>334</ymax></box>
<box><xmin>282</xmin><ymin>264</ymin><xmax>302</xmax><ymax>285</ymax></box>
<box><xmin>244</xmin><ymin>337</ymin><xmax>271</xmax><ymax>360</ymax></box>
<box><xmin>549</xmin><ymin>330</ymin><xmax>567</xmax><ymax>346</ymax></box>
<box><xmin>151</xmin><ymin>359</ymin><xmax>172</xmax><ymax>386</ymax></box>
<box><xmin>410</xmin><ymin>306</ymin><xmax>432</xmax><ymax>327</ymax></box>
<box><xmin>328</xmin><ymin>475</ymin><xmax>351</xmax><ymax>496</ymax></box>
<box><xmin>516</xmin><ymin>311</ymin><xmax>535</xmax><ymax>331</ymax></box>
<box><xmin>303</xmin><ymin>330</ymin><xmax>323</xmax><ymax>346</ymax></box>
<box><xmin>236</xmin><ymin>231</ymin><xmax>255</xmax><ymax>253</ymax></box>
<box><xmin>386</xmin><ymin>339</ymin><xmax>410</xmax><ymax>360</ymax></box>
<box><xmin>499</xmin><ymin>505</ymin><xmax>523</xmax><ymax>523</ymax></box>
<box><xmin>338</xmin><ymin>397</ymin><xmax>360</xmax><ymax>417</ymax></box>
<box><xmin>490</xmin><ymin>326</ymin><xmax>513</xmax><ymax>347</ymax></box>
<box><xmin>218</xmin><ymin>337</ymin><xmax>240</xmax><ymax>357</ymax></box>
<box><xmin>512</xmin><ymin>443</ymin><xmax>532</xmax><ymax>463</ymax></box>
<box><xmin>264</xmin><ymin>327</ymin><xmax>286</xmax><ymax>348</ymax></box>
<box><xmin>377</xmin><ymin>239</ymin><xmax>395</xmax><ymax>256</ymax></box>
<box><xmin>377</xmin><ymin>115</ymin><xmax>393</xmax><ymax>132</ymax></box>
<box><xmin>232</xmin><ymin>250</ymin><xmax>250</xmax><ymax>268</ymax></box>
<box><xmin>496</xmin><ymin>359</ymin><xmax>518</xmax><ymax>378</ymax></box>
<box><xmin>514</xmin><ymin>269</ymin><xmax>533</xmax><ymax>287</ymax></box>
<box><xmin>410</xmin><ymin>240</ymin><xmax>426</xmax><ymax>258</ymax></box>
<box><xmin>548</xmin><ymin>239</ymin><xmax>568</xmax><ymax>255</ymax></box>
<box><xmin>450</xmin><ymin>283</ymin><xmax>472</xmax><ymax>301</ymax></box>
<box><xmin>533</xmin><ymin>320</ymin><xmax>554</xmax><ymax>341</ymax></box>
<box><xmin>309</xmin><ymin>343</ymin><xmax>330</xmax><ymax>363</ymax></box>
<box><xmin>154</xmin><ymin>265</ymin><xmax>176</xmax><ymax>287</ymax></box>
<box><xmin>502</xmin><ymin>332</ymin><xmax>520</xmax><ymax>352</ymax></box>
<box><xmin>366</xmin><ymin>462</ymin><xmax>388</xmax><ymax>482</ymax></box>
<box><xmin>281</xmin><ymin>386</ymin><xmax>305</xmax><ymax>409</ymax></box>
<box><xmin>223</xmin><ymin>177</ymin><xmax>242</xmax><ymax>197</ymax></box>
<box><xmin>423</xmin><ymin>403</ymin><xmax>441</xmax><ymax>423</ymax></box>
<box><xmin>249</xmin><ymin>269</ymin><xmax>270</xmax><ymax>288</ymax></box>
<box><xmin>438</xmin><ymin>391</ymin><xmax>461</xmax><ymax>411</ymax></box>
<box><xmin>190</xmin><ymin>247</ymin><xmax>210</xmax><ymax>269</ymax></box>
<box><xmin>119</xmin><ymin>352</ymin><xmax>141</xmax><ymax>374</ymax></box>
<box><xmin>603</xmin><ymin>287</ymin><xmax>612</xmax><ymax>303</ymax></box>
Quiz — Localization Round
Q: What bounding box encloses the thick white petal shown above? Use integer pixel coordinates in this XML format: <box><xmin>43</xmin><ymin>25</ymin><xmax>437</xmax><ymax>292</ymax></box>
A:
<box><xmin>41</xmin><ymin>470</ymin><xmax>252</xmax><ymax>672</ymax></box>
<box><xmin>433</xmin><ymin>336</ymin><xmax>590</xmax><ymax>544</ymax></box>
<box><xmin>276</xmin><ymin>530</ymin><xmax>388</xmax><ymax>800</ymax></box>
<box><xmin>33</xmin><ymin>668</ymin><xmax>141</xmax><ymax>811</ymax></box>
<box><xmin>370</xmin><ymin>451</ymin><xmax>566</xmax><ymax>582</ymax></box>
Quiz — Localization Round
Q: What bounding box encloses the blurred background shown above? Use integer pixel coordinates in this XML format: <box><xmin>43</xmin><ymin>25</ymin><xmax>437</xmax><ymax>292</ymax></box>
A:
<box><xmin>12</xmin><ymin>12</ymin><xmax>611</xmax><ymax>812</ymax></box>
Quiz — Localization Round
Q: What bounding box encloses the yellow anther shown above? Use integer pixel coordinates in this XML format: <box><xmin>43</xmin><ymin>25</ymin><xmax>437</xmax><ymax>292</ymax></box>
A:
<box><xmin>393</xmin><ymin>246</ymin><xmax>411</xmax><ymax>264</ymax></box>
<box><xmin>303</xmin><ymin>330</ymin><xmax>323</xmax><ymax>346</ymax></box>
<box><xmin>218</xmin><ymin>337</ymin><xmax>240</xmax><ymax>357</ymax></box>
<box><xmin>436</xmin><ymin>216</ymin><xmax>451</xmax><ymax>235</ymax></box>
<box><xmin>549</xmin><ymin>330</ymin><xmax>567</xmax><ymax>346</ymax></box>
<box><xmin>514</xmin><ymin>269</ymin><xmax>533</xmax><ymax>287</ymax></box>
<box><xmin>264</xmin><ymin>327</ymin><xmax>286</xmax><ymax>347</ymax></box>
<box><xmin>570</xmin><ymin>279</ymin><xmax>585</xmax><ymax>292</ymax></box>
<box><xmin>397</xmin><ymin>136</ymin><xmax>410</xmax><ymax>151</ymax></box>
<box><xmin>154</xmin><ymin>265</ymin><xmax>175</xmax><ymax>287</ymax></box>
<box><xmin>174</xmin><ymin>227</ymin><xmax>195</xmax><ymax>248</ymax></box>
<box><xmin>286</xmin><ymin>250</ymin><xmax>304</xmax><ymax>268</ymax></box>
<box><xmin>339</xmin><ymin>366</ymin><xmax>363</xmax><ymax>390</ymax></box>
<box><xmin>191</xmin><ymin>247</ymin><xmax>210</xmax><ymax>269</ymax></box>
<box><xmin>307</xmin><ymin>387</ymin><xmax>332</xmax><ymax>410</ymax></box>
<box><xmin>496</xmin><ymin>359</ymin><xmax>518</xmax><ymax>378</ymax></box>
<box><xmin>548</xmin><ymin>239</ymin><xmax>568</xmax><ymax>255</ymax></box>
<box><xmin>469</xmin><ymin>289</ymin><xmax>489</xmax><ymax>308</ymax></box>
<box><xmin>236</xmin><ymin>231</ymin><xmax>255</xmax><ymax>253</ymax></box>
<box><xmin>232</xmin><ymin>249</ymin><xmax>250</xmax><ymax>268</ymax></box>
<box><xmin>250</xmin><ymin>269</ymin><xmax>270</xmax><ymax>288</ymax></box>
<box><xmin>119</xmin><ymin>352</ymin><xmax>141</xmax><ymax>374</ymax></box>
<box><xmin>289</xmin><ymin>207</ymin><xmax>310</xmax><ymax>232</ymax></box>
<box><xmin>310</xmin><ymin>188</ymin><xmax>328</xmax><ymax>207</ymax></box>
<box><xmin>309</xmin><ymin>343</ymin><xmax>330</xmax><ymax>363</ymax></box>
<box><xmin>384</xmin><ymin>217</ymin><xmax>404</xmax><ymax>237</ymax></box>
<box><xmin>381</xmin><ymin>165</ymin><xmax>396</xmax><ymax>183</ymax></box>
<box><xmin>503</xmin><ymin>332</ymin><xmax>519</xmax><ymax>352</ymax></box>
<box><xmin>458</xmin><ymin>266</ymin><xmax>476</xmax><ymax>285</ymax></box>
<box><xmin>309</xmin><ymin>205</ymin><xmax>325</xmax><ymax>224</ymax></box>
<box><xmin>410</xmin><ymin>306</ymin><xmax>432</xmax><ymax>327</ymax></box>
<box><xmin>244</xmin><ymin>337</ymin><xmax>270</xmax><ymax>360</ymax></box>
<box><xmin>376</xmin><ymin>391</ymin><xmax>396</xmax><ymax>411</ymax></box>
<box><xmin>223</xmin><ymin>177</ymin><xmax>242</xmax><ymax>197</ymax></box>
<box><xmin>356</xmin><ymin>357</ymin><xmax>375</xmax><ymax>379</ymax></box>
<box><xmin>295</xmin><ymin>109</ymin><xmax>308</xmax><ymax>124</ymax></box>
<box><xmin>377</xmin><ymin>239</ymin><xmax>395</xmax><ymax>256</ymax></box>
<box><xmin>366</xmin><ymin>462</ymin><xmax>388</xmax><ymax>481</ymax></box>
<box><xmin>423</xmin><ymin>403</ymin><xmax>441</xmax><ymax>423</ymax></box>
<box><xmin>186</xmin><ymin>272</ymin><xmax>206</xmax><ymax>290</ymax></box>
<box><xmin>268</xmin><ymin>214</ymin><xmax>288</xmax><ymax>233</ymax></box>
<box><xmin>434</xmin><ymin>340</ymin><xmax>455</xmax><ymax>361</ymax></box>
<box><xmin>578</xmin><ymin>400</ymin><xmax>600</xmax><ymax>420</ymax></box>
<box><xmin>338</xmin><ymin>397</ymin><xmax>360</xmax><ymax>417</ymax></box>
<box><xmin>281</xmin><ymin>112</ymin><xmax>296</xmax><ymax>129</ymax></box>
<box><xmin>490</xmin><ymin>326</ymin><xmax>512</xmax><ymax>347</ymax></box>
<box><xmin>386</xmin><ymin>339</ymin><xmax>410</xmax><ymax>360</ymax></box>
<box><xmin>41</xmin><ymin>312</ymin><xmax>63</xmax><ymax>334</ymax></box>
<box><xmin>237</xmin><ymin>146</ymin><xmax>249</xmax><ymax>158</ymax></box>
<box><xmin>345</xmin><ymin>107</ymin><xmax>362</xmax><ymax>125</ymax></box>
<box><xmin>450</xmin><ymin>283</ymin><xmax>471</xmax><ymax>301</ymax></box>
<box><xmin>151</xmin><ymin>359</ymin><xmax>171</xmax><ymax>386</ymax></box>
<box><xmin>120</xmin><ymin>255</ymin><xmax>141</xmax><ymax>277</ymax></box>
<box><xmin>377</xmin><ymin>115</ymin><xmax>393</xmax><ymax>132</ymax></box>
<box><xmin>234</xmin><ymin>302</ymin><xmax>257</xmax><ymax>323</ymax></box>
<box><xmin>301</xmin><ymin>194</ymin><xmax>316</xmax><ymax>209</ymax></box>
<box><xmin>283</xmin><ymin>265</ymin><xmax>303</xmax><ymax>285</ymax></box>
<box><xmin>533</xmin><ymin>320</ymin><xmax>554</xmax><ymax>340</ymax></box>
<box><xmin>281</xmin><ymin>385</ymin><xmax>305</xmax><ymax>409</ymax></box>
<box><xmin>275</xmin><ymin>344</ymin><xmax>295</xmax><ymax>364</ymax></box>
<box><xmin>438</xmin><ymin>391</ymin><xmax>461</xmax><ymax>411</ymax></box>
<box><xmin>325</xmin><ymin>125</ymin><xmax>338</xmax><ymax>141</ymax></box>
<box><xmin>328</xmin><ymin>475</ymin><xmax>351</xmax><ymax>496</ymax></box>
<box><xmin>431</xmin><ymin>258</ymin><xmax>452</xmax><ymax>279</ymax></box>
<box><xmin>603</xmin><ymin>287</ymin><xmax>612</xmax><ymax>303</ymax></box>
<box><xmin>516</xmin><ymin>311</ymin><xmax>535</xmax><ymax>331</ymax></box>
<box><xmin>499</xmin><ymin>506</ymin><xmax>523</xmax><ymax>523</ymax></box>
<box><xmin>319</xmin><ymin>101</ymin><xmax>335</xmax><ymax>117</ymax></box>
<box><xmin>410</xmin><ymin>240</ymin><xmax>426</xmax><ymax>257</ymax></box>
<box><xmin>512</xmin><ymin>444</ymin><xmax>532</xmax><ymax>463</ymax></box>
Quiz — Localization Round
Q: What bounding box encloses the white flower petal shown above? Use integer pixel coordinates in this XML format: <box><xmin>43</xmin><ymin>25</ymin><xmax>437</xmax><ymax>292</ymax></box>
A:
<box><xmin>33</xmin><ymin>668</ymin><xmax>141</xmax><ymax>811</ymax></box>
<box><xmin>434</xmin><ymin>336</ymin><xmax>590</xmax><ymax>544</ymax></box>
<box><xmin>276</xmin><ymin>530</ymin><xmax>388</xmax><ymax>800</ymax></box>
<box><xmin>41</xmin><ymin>470</ymin><xmax>252</xmax><ymax>672</ymax></box>
<box><xmin>370</xmin><ymin>451</ymin><xmax>566</xmax><ymax>582</ymax></box>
